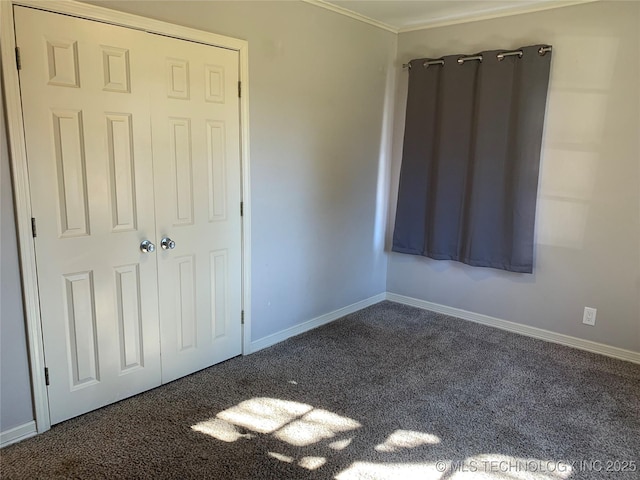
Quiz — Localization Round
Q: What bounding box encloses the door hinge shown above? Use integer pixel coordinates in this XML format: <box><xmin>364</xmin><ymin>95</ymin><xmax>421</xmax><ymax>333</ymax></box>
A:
<box><xmin>240</xmin><ymin>202</ymin><xmax>243</xmax><ymax>217</ymax></box>
<box><xmin>238</xmin><ymin>81</ymin><xmax>241</xmax><ymax>98</ymax></box>
<box><xmin>31</xmin><ymin>217</ymin><xmax>37</xmax><ymax>238</ymax></box>
<box><xmin>241</xmin><ymin>310</ymin><xmax>245</xmax><ymax>324</ymax></box>
<box><xmin>15</xmin><ymin>47</ymin><xmax>21</xmax><ymax>71</ymax></box>
<box><xmin>45</xmin><ymin>367</ymin><xmax>50</xmax><ymax>386</ymax></box>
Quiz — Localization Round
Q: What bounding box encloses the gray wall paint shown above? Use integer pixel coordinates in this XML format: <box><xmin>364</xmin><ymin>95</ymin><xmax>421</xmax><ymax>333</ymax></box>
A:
<box><xmin>0</xmin><ymin>79</ymin><xmax>34</xmax><ymax>431</ymax></box>
<box><xmin>85</xmin><ymin>0</ymin><xmax>395</xmax><ymax>341</ymax></box>
<box><xmin>387</xmin><ymin>1</ymin><xmax>640</xmax><ymax>352</ymax></box>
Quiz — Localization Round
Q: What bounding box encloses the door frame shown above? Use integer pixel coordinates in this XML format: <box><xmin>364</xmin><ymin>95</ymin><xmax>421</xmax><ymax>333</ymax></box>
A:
<box><xmin>0</xmin><ymin>0</ymin><xmax>252</xmax><ymax>434</ymax></box>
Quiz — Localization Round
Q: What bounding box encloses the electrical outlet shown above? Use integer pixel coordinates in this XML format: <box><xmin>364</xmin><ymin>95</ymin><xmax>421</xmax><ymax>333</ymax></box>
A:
<box><xmin>583</xmin><ymin>307</ymin><xmax>597</xmax><ymax>326</ymax></box>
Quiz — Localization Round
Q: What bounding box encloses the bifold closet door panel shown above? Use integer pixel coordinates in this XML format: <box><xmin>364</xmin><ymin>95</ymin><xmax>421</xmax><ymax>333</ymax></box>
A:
<box><xmin>15</xmin><ymin>6</ymin><xmax>162</xmax><ymax>424</ymax></box>
<box><xmin>149</xmin><ymin>34</ymin><xmax>243</xmax><ymax>383</ymax></box>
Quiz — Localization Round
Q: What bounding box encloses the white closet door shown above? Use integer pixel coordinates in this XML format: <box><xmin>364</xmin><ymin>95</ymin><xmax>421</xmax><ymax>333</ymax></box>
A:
<box><xmin>150</xmin><ymin>35</ymin><xmax>243</xmax><ymax>383</ymax></box>
<box><xmin>15</xmin><ymin>7</ymin><xmax>162</xmax><ymax>424</ymax></box>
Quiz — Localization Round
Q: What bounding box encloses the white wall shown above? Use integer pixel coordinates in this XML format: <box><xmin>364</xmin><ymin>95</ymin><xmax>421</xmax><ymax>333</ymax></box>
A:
<box><xmin>387</xmin><ymin>1</ymin><xmax>640</xmax><ymax>352</ymax></box>
<box><xmin>0</xmin><ymin>79</ymin><xmax>34</xmax><ymax>431</ymax></box>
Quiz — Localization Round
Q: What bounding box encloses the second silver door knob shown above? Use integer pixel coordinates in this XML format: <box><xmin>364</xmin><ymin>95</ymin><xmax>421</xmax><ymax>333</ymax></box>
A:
<box><xmin>161</xmin><ymin>237</ymin><xmax>176</xmax><ymax>250</ymax></box>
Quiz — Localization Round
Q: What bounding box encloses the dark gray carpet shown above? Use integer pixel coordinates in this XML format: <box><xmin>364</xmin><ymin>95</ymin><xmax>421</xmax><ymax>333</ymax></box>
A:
<box><xmin>2</xmin><ymin>301</ymin><xmax>639</xmax><ymax>479</ymax></box>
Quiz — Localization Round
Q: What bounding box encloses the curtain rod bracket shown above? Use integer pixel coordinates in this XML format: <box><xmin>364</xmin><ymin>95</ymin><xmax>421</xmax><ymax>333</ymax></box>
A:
<box><xmin>538</xmin><ymin>46</ymin><xmax>552</xmax><ymax>56</ymax></box>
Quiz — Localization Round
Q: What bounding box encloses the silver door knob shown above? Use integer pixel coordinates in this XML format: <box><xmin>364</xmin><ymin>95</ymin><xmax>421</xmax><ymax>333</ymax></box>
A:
<box><xmin>161</xmin><ymin>237</ymin><xmax>176</xmax><ymax>250</ymax></box>
<box><xmin>140</xmin><ymin>240</ymin><xmax>156</xmax><ymax>253</ymax></box>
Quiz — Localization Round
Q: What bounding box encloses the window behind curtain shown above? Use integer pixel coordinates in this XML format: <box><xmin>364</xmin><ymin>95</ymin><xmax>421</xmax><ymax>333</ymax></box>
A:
<box><xmin>392</xmin><ymin>44</ymin><xmax>552</xmax><ymax>273</ymax></box>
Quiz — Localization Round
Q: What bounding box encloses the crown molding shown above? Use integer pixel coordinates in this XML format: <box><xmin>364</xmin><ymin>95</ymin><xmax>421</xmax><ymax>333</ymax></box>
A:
<box><xmin>302</xmin><ymin>0</ymin><xmax>598</xmax><ymax>36</ymax></box>
<box><xmin>301</xmin><ymin>0</ymin><xmax>398</xmax><ymax>34</ymax></box>
<box><xmin>398</xmin><ymin>0</ymin><xmax>599</xmax><ymax>33</ymax></box>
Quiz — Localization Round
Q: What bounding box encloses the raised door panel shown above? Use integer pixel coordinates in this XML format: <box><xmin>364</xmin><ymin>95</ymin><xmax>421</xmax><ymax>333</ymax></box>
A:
<box><xmin>204</xmin><ymin>65</ymin><xmax>224</xmax><ymax>103</ymax></box>
<box><xmin>45</xmin><ymin>38</ymin><xmax>80</xmax><ymax>87</ymax></box>
<box><xmin>168</xmin><ymin>118</ymin><xmax>194</xmax><ymax>225</ymax></box>
<box><xmin>106</xmin><ymin>113</ymin><xmax>137</xmax><ymax>232</ymax></box>
<box><xmin>166</xmin><ymin>58</ymin><xmax>190</xmax><ymax>99</ymax></box>
<box><xmin>63</xmin><ymin>271</ymin><xmax>100</xmax><ymax>388</ymax></box>
<box><xmin>114</xmin><ymin>264</ymin><xmax>144</xmax><ymax>372</ymax></box>
<box><xmin>51</xmin><ymin>109</ymin><xmax>90</xmax><ymax>237</ymax></box>
<box><xmin>101</xmin><ymin>46</ymin><xmax>131</xmax><ymax>93</ymax></box>
<box><xmin>206</xmin><ymin>121</ymin><xmax>227</xmax><ymax>222</ymax></box>
<box><xmin>210</xmin><ymin>249</ymin><xmax>229</xmax><ymax>340</ymax></box>
<box><xmin>176</xmin><ymin>255</ymin><xmax>197</xmax><ymax>351</ymax></box>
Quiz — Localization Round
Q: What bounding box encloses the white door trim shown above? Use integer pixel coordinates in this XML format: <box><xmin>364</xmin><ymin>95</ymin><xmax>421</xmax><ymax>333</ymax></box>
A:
<box><xmin>0</xmin><ymin>0</ymin><xmax>252</xmax><ymax>434</ymax></box>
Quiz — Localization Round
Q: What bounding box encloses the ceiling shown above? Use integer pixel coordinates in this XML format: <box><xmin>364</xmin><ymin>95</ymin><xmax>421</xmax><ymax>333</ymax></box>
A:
<box><xmin>315</xmin><ymin>0</ymin><xmax>594</xmax><ymax>32</ymax></box>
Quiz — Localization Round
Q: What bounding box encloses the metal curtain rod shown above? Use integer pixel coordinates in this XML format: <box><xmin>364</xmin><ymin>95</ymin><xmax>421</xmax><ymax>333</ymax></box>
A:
<box><xmin>402</xmin><ymin>45</ymin><xmax>552</xmax><ymax>69</ymax></box>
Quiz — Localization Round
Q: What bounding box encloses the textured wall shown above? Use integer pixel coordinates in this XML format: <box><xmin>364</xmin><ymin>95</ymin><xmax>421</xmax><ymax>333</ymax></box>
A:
<box><xmin>387</xmin><ymin>1</ymin><xmax>640</xmax><ymax>352</ymax></box>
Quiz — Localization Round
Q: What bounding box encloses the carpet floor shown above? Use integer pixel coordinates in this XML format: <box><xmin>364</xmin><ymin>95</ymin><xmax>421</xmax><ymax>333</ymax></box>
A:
<box><xmin>1</xmin><ymin>301</ymin><xmax>639</xmax><ymax>480</ymax></box>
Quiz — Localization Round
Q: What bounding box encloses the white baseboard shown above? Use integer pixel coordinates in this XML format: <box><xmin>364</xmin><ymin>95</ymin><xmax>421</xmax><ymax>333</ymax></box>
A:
<box><xmin>0</xmin><ymin>421</ymin><xmax>37</xmax><ymax>448</ymax></box>
<box><xmin>250</xmin><ymin>293</ymin><xmax>387</xmax><ymax>353</ymax></box>
<box><xmin>386</xmin><ymin>292</ymin><xmax>640</xmax><ymax>364</ymax></box>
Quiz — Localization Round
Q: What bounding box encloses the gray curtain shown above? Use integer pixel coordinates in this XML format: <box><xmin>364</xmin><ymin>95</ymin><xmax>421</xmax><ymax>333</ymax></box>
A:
<box><xmin>392</xmin><ymin>44</ymin><xmax>552</xmax><ymax>273</ymax></box>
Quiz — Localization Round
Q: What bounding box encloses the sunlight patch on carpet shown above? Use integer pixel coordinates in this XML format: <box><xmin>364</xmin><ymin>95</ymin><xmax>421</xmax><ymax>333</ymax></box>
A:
<box><xmin>193</xmin><ymin>397</ymin><xmax>459</xmax><ymax>477</ymax></box>
<box><xmin>267</xmin><ymin>452</ymin><xmax>294</xmax><ymax>463</ymax></box>
<box><xmin>375</xmin><ymin>429</ymin><xmax>441</xmax><ymax>452</ymax></box>
<box><xmin>275</xmin><ymin>408</ymin><xmax>361</xmax><ymax>447</ymax></box>
<box><xmin>217</xmin><ymin>398</ymin><xmax>312</xmax><ymax>434</ymax></box>
<box><xmin>299</xmin><ymin>456</ymin><xmax>327</xmax><ymax>470</ymax></box>
<box><xmin>192</xmin><ymin>397</ymin><xmax>360</xmax><ymax>447</ymax></box>
<box><xmin>190</xmin><ymin>418</ymin><xmax>255</xmax><ymax>443</ymax></box>
<box><xmin>328</xmin><ymin>437</ymin><xmax>353</xmax><ymax>450</ymax></box>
